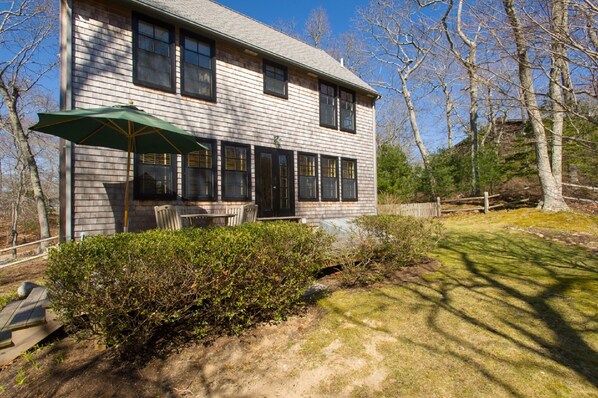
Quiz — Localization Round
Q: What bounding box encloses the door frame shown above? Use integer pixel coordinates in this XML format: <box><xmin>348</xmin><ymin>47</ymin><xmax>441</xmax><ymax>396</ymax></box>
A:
<box><xmin>254</xmin><ymin>146</ymin><xmax>295</xmax><ymax>218</ymax></box>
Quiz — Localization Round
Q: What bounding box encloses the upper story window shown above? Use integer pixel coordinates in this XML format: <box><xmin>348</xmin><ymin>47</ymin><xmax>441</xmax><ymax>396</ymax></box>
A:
<box><xmin>181</xmin><ymin>31</ymin><xmax>216</xmax><ymax>101</ymax></box>
<box><xmin>183</xmin><ymin>140</ymin><xmax>216</xmax><ymax>200</ymax></box>
<box><xmin>341</xmin><ymin>158</ymin><xmax>358</xmax><ymax>201</ymax></box>
<box><xmin>319</xmin><ymin>81</ymin><xmax>337</xmax><ymax>129</ymax></box>
<box><xmin>339</xmin><ymin>88</ymin><xmax>356</xmax><ymax>133</ymax></box>
<box><xmin>263</xmin><ymin>60</ymin><xmax>288</xmax><ymax>98</ymax></box>
<box><xmin>133</xmin><ymin>14</ymin><xmax>175</xmax><ymax>92</ymax></box>
<box><xmin>222</xmin><ymin>142</ymin><xmax>250</xmax><ymax>201</ymax></box>
<box><xmin>134</xmin><ymin>153</ymin><xmax>176</xmax><ymax>199</ymax></box>
<box><xmin>298</xmin><ymin>153</ymin><xmax>318</xmax><ymax>201</ymax></box>
<box><xmin>321</xmin><ymin>155</ymin><xmax>339</xmax><ymax>201</ymax></box>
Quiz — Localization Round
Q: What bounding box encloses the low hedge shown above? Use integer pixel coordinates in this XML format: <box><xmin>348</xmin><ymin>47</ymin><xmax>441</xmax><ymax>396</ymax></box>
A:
<box><xmin>339</xmin><ymin>215</ymin><xmax>443</xmax><ymax>286</ymax></box>
<box><xmin>46</xmin><ymin>222</ymin><xmax>331</xmax><ymax>351</ymax></box>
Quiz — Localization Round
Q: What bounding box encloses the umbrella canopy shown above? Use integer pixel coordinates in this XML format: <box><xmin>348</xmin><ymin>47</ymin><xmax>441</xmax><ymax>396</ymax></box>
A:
<box><xmin>30</xmin><ymin>104</ymin><xmax>206</xmax><ymax>232</ymax></box>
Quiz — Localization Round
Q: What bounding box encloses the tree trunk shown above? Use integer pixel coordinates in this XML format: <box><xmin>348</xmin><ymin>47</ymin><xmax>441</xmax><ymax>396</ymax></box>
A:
<box><xmin>1</xmin><ymin>87</ymin><xmax>51</xmax><ymax>240</ymax></box>
<box><xmin>9</xmin><ymin>168</ymin><xmax>25</xmax><ymax>257</ymax></box>
<box><xmin>502</xmin><ymin>0</ymin><xmax>569</xmax><ymax>211</ymax></box>
<box><xmin>549</xmin><ymin>0</ymin><xmax>569</xmax><ymax>196</ymax></box>
<box><xmin>400</xmin><ymin>75</ymin><xmax>436</xmax><ymax>194</ymax></box>
<box><xmin>467</xmin><ymin>61</ymin><xmax>480</xmax><ymax>196</ymax></box>
<box><xmin>441</xmin><ymin>80</ymin><xmax>454</xmax><ymax>149</ymax></box>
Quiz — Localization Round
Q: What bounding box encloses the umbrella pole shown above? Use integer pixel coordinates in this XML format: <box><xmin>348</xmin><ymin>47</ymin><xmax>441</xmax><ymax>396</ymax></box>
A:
<box><xmin>123</xmin><ymin>136</ymin><xmax>132</xmax><ymax>233</ymax></box>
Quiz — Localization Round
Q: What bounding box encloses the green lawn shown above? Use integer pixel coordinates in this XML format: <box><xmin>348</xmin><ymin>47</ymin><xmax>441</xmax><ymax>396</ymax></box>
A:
<box><xmin>303</xmin><ymin>210</ymin><xmax>598</xmax><ymax>397</ymax></box>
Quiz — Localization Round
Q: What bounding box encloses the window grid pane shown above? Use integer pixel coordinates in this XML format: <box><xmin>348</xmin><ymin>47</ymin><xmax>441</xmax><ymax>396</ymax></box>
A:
<box><xmin>135</xmin><ymin>18</ymin><xmax>172</xmax><ymax>90</ymax></box>
<box><xmin>321</xmin><ymin>157</ymin><xmax>338</xmax><ymax>200</ymax></box>
<box><xmin>319</xmin><ymin>82</ymin><xmax>337</xmax><ymax>127</ymax></box>
<box><xmin>322</xmin><ymin>157</ymin><xmax>337</xmax><ymax>178</ymax></box>
<box><xmin>340</xmin><ymin>89</ymin><xmax>356</xmax><ymax>131</ymax></box>
<box><xmin>136</xmin><ymin>153</ymin><xmax>175</xmax><ymax>198</ymax></box>
<box><xmin>299</xmin><ymin>154</ymin><xmax>317</xmax><ymax>200</ymax></box>
<box><xmin>223</xmin><ymin>145</ymin><xmax>249</xmax><ymax>199</ymax></box>
<box><xmin>182</xmin><ymin>34</ymin><xmax>214</xmax><ymax>99</ymax></box>
<box><xmin>184</xmin><ymin>143</ymin><xmax>215</xmax><ymax>200</ymax></box>
<box><xmin>264</xmin><ymin>62</ymin><xmax>287</xmax><ymax>96</ymax></box>
<box><xmin>141</xmin><ymin>153</ymin><xmax>171</xmax><ymax>166</ymax></box>
<box><xmin>342</xmin><ymin>159</ymin><xmax>357</xmax><ymax>200</ymax></box>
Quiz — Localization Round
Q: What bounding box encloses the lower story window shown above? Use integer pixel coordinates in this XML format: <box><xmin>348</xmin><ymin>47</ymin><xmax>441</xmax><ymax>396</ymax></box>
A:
<box><xmin>341</xmin><ymin>158</ymin><xmax>357</xmax><ymax>201</ymax></box>
<box><xmin>184</xmin><ymin>140</ymin><xmax>216</xmax><ymax>200</ymax></box>
<box><xmin>299</xmin><ymin>153</ymin><xmax>318</xmax><ymax>200</ymax></box>
<box><xmin>222</xmin><ymin>143</ymin><xmax>250</xmax><ymax>200</ymax></box>
<box><xmin>321</xmin><ymin>155</ymin><xmax>339</xmax><ymax>201</ymax></box>
<box><xmin>134</xmin><ymin>153</ymin><xmax>176</xmax><ymax>199</ymax></box>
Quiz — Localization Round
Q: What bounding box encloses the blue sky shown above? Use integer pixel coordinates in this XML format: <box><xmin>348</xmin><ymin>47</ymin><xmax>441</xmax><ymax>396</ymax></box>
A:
<box><xmin>217</xmin><ymin>0</ymin><xmax>369</xmax><ymax>35</ymax></box>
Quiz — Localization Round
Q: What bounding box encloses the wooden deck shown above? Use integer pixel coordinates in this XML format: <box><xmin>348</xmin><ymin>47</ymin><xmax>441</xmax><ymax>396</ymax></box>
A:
<box><xmin>0</xmin><ymin>286</ymin><xmax>62</xmax><ymax>366</ymax></box>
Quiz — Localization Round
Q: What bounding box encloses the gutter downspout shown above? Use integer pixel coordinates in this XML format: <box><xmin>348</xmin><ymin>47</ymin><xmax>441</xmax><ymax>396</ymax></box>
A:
<box><xmin>372</xmin><ymin>99</ymin><xmax>378</xmax><ymax>215</ymax></box>
<box><xmin>59</xmin><ymin>0</ymin><xmax>73</xmax><ymax>242</ymax></box>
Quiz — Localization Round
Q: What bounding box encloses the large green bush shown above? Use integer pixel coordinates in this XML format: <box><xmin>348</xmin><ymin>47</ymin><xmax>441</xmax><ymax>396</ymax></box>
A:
<box><xmin>339</xmin><ymin>215</ymin><xmax>443</xmax><ymax>286</ymax></box>
<box><xmin>46</xmin><ymin>222</ymin><xmax>331</xmax><ymax>351</ymax></box>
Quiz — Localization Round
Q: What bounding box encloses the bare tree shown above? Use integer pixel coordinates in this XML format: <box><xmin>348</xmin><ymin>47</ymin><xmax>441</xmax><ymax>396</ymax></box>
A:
<box><xmin>441</xmin><ymin>0</ymin><xmax>483</xmax><ymax>194</ymax></box>
<box><xmin>424</xmin><ymin>53</ymin><xmax>460</xmax><ymax>149</ymax></box>
<box><xmin>305</xmin><ymin>6</ymin><xmax>331</xmax><ymax>49</ymax></box>
<box><xmin>360</xmin><ymin>0</ymin><xmax>440</xmax><ymax>193</ymax></box>
<box><xmin>0</xmin><ymin>0</ymin><xmax>58</xmax><ymax>240</ymax></box>
<box><xmin>502</xmin><ymin>0</ymin><xmax>569</xmax><ymax>211</ymax></box>
<box><xmin>273</xmin><ymin>17</ymin><xmax>301</xmax><ymax>40</ymax></box>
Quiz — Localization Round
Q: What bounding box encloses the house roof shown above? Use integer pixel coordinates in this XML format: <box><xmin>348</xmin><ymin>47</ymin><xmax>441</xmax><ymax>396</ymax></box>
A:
<box><xmin>125</xmin><ymin>0</ymin><xmax>379</xmax><ymax>97</ymax></box>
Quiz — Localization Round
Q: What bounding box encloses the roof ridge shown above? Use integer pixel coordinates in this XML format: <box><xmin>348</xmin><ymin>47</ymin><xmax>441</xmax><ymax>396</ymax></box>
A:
<box><xmin>209</xmin><ymin>0</ymin><xmax>322</xmax><ymax>52</ymax></box>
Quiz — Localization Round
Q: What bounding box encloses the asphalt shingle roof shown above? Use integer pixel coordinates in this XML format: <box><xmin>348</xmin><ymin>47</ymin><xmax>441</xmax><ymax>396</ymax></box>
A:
<box><xmin>127</xmin><ymin>0</ymin><xmax>378</xmax><ymax>96</ymax></box>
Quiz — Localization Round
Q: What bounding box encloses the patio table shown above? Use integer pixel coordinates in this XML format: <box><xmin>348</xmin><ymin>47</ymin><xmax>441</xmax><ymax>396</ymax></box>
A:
<box><xmin>180</xmin><ymin>213</ymin><xmax>236</xmax><ymax>227</ymax></box>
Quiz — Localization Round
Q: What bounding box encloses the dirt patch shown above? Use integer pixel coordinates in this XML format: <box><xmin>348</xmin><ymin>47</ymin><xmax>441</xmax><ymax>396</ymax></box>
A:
<box><xmin>0</xmin><ymin>260</ymin><xmax>441</xmax><ymax>397</ymax></box>
<box><xmin>507</xmin><ymin>226</ymin><xmax>598</xmax><ymax>253</ymax></box>
<box><xmin>316</xmin><ymin>257</ymin><xmax>443</xmax><ymax>291</ymax></box>
<box><xmin>0</xmin><ymin>259</ymin><xmax>47</xmax><ymax>296</ymax></box>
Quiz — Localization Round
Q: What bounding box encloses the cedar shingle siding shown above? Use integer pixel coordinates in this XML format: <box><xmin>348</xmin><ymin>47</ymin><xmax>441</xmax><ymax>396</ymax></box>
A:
<box><xmin>63</xmin><ymin>0</ymin><xmax>377</xmax><ymax>238</ymax></box>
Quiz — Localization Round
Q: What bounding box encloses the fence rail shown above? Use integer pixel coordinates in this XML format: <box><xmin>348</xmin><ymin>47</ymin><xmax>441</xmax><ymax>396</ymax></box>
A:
<box><xmin>562</xmin><ymin>183</ymin><xmax>597</xmax><ymax>192</ymax></box>
<box><xmin>379</xmin><ymin>192</ymin><xmax>534</xmax><ymax>218</ymax></box>
<box><xmin>0</xmin><ymin>236</ymin><xmax>59</xmax><ymax>268</ymax></box>
<box><xmin>379</xmin><ymin>185</ymin><xmax>595</xmax><ymax>218</ymax></box>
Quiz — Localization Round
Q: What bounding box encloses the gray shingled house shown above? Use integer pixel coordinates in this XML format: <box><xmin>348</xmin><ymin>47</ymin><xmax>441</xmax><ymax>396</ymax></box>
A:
<box><xmin>58</xmin><ymin>0</ymin><xmax>379</xmax><ymax>241</ymax></box>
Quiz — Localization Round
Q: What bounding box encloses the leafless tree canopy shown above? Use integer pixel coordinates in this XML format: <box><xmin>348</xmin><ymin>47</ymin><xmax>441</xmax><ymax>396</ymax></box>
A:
<box><xmin>0</xmin><ymin>0</ymin><xmax>59</xmax><ymax>242</ymax></box>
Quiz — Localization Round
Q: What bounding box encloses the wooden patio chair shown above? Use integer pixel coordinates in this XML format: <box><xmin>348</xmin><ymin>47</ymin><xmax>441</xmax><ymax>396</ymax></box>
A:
<box><xmin>226</xmin><ymin>206</ymin><xmax>245</xmax><ymax>226</ymax></box>
<box><xmin>242</xmin><ymin>204</ymin><xmax>258</xmax><ymax>223</ymax></box>
<box><xmin>154</xmin><ymin>205</ymin><xmax>183</xmax><ymax>230</ymax></box>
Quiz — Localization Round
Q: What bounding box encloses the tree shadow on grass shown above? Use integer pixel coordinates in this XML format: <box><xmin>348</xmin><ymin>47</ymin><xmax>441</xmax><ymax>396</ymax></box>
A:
<box><xmin>413</xmin><ymin>231</ymin><xmax>598</xmax><ymax>389</ymax></box>
<box><xmin>320</xmin><ymin>230</ymin><xmax>598</xmax><ymax>396</ymax></box>
<box><xmin>448</xmin><ymin>232</ymin><xmax>598</xmax><ymax>387</ymax></box>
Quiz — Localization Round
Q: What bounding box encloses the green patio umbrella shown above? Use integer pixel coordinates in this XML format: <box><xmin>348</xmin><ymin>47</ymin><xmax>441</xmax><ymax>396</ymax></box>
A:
<box><xmin>30</xmin><ymin>104</ymin><xmax>206</xmax><ymax>232</ymax></box>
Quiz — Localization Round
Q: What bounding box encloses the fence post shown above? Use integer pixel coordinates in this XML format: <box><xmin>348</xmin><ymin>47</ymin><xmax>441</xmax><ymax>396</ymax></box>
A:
<box><xmin>484</xmin><ymin>191</ymin><xmax>489</xmax><ymax>214</ymax></box>
<box><xmin>436</xmin><ymin>197</ymin><xmax>442</xmax><ymax>217</ymax></box>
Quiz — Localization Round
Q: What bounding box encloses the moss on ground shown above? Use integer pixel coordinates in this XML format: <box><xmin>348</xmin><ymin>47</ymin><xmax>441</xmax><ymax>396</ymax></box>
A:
<box><xmin>300</xmin><ymin>211</ymin><xmax>598</xmax><ymax>397</ymax></box>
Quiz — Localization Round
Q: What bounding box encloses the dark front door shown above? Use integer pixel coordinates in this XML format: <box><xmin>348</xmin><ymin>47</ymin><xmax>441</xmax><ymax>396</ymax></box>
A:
<box><xmin>255</xmin><ymin>146</ymin><xmax>295</xmax><ymax>218</ymax></box>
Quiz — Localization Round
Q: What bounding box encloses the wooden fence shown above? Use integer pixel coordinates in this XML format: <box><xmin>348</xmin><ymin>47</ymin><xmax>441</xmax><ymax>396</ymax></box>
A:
<box><xmin>379</xmin><ymin>192</ymin><xmax>534</xmax><ymax>218</ymax></box>
<box><xmin>0</xmin><ymin>236</ymin><xmax>58</xmax><ymax>268</ymax></box>
<box><xmin>378</xmin><ymin>202</ymin><xmax>440</xmax><ymax>218</ymax></box>
<box><xmin>562</xmin><ymin>182</ymin><xmax>598</xmax><ymax>204</ymax></box>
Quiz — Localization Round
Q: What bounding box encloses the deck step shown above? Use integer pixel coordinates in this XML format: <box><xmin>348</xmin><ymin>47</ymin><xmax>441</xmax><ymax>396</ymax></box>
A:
<box><xmin>3</xmin><ymin>287</ymin><xmax>47</xmax><ymax>332</ymax></box>
<box><xmin>0</xmin><ymin>310</ymin><xmax>62</xmax><ymax>366</ymax></box>
<box><xmin>0</xmin><ymin>330</ymin><xmax>12</xmax><ymax>348</ymax></box>
<box><xmin>0</xmin><ymin>301</ymin><xmax>22</xmax><ymax>331</ymax></box>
